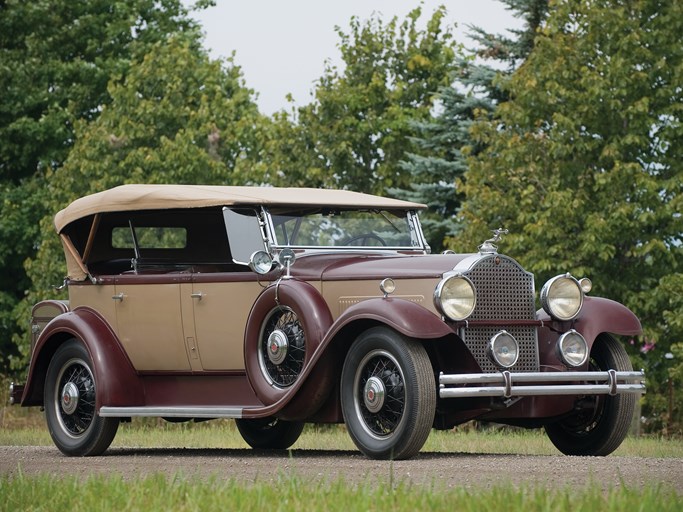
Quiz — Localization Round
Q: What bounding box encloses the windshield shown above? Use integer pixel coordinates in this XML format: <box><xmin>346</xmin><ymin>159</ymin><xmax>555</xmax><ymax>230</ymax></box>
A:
<box><xmin>266</xmin><ymin>208</ymin><xmax>425</xmax><ymax>250</ymax></box>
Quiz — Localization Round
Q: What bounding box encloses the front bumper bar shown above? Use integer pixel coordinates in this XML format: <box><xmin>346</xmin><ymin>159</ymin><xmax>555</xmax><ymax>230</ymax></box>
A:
<box><xmin>439</xmin><ymin>370</ymin><xmax>645</xmax><ymax>399</ymax></box>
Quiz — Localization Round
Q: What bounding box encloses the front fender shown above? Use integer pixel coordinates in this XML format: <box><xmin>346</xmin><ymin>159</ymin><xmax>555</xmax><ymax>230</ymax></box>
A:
<box><xmin>327</xmin><ymin>297</ymin><xmax>453</xmax><ymax>341</ymax></box>
<box><xmin>573</xmin><ymin>296</ymin><xmax>642</xmax><ymax>344</ymax></box>
<box><xmin>538</xmin><ymin>296</ymin><xmax>642</xmax><ymax>347</ymax></box>
<box><xmin>21</xmin><ymin>307</ymin><xmax>143</xmax><ymax>409</ymax></box>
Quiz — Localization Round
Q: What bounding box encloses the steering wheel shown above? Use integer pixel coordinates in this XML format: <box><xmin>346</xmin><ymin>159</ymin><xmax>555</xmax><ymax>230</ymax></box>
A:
<box><xmin>343</xmin><ymin>233</ymin><xmax>387</xmax><ymax>246</ymax></box>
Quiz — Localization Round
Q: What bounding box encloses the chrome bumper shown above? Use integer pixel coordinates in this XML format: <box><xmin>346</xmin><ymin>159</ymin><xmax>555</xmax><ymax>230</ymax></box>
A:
<box><xmin>439</xmin><ymin>370</ymin><xmax>646</xmax><ymax>399</ymax></box>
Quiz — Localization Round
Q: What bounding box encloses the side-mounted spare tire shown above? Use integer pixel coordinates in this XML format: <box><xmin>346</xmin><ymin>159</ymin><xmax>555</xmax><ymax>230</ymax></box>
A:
<box><xmin>244</xmin><ymin>280</ymin><xmax>335</xmax><ymax>416</ymax></box>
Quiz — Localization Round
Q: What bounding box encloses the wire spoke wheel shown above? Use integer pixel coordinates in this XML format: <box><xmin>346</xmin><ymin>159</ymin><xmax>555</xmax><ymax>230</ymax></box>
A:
<box><xmin>341</xmin><ymin>327</ymin><xmax>435</xmax><ymax>460</ymax></box>
<box><xmin>44</xmin><ymin>339</ymin><xmax>119</xmax><ymax>456</ymax></box>
<box><xmin>259</xmin><ymin>306</ymin><xmax>306</xmax><ymax>387</ymax></box>
<box><xmin>55</xmin><ymin>359</ymin><xmax>97</xmax><ymax>437</ymax></box>
<box><xmin>355</xmin><ymin>350</ymin><xmax>406</xmax><ymax>438</ymax></box>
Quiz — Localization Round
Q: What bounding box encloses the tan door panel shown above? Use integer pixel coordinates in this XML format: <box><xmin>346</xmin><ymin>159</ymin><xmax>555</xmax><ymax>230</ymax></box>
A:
<box><xmin>68</xmin><ymin>284</ymin><xmax>118</xmax><ymax>330</ymax></box>
<box><xmin>190</xmin><ymin>281</ymin><xmax>263</xmax><ymax>371</ymax></box>
<box><xmin>114</xmin><ymin>283</ymin><xmax>190</xmax><ymax>371</ymax></box>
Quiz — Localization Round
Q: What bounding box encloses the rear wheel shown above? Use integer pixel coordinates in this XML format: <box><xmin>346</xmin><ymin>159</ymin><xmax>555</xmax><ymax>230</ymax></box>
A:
<box><xmin>44</xmin><ymin>339</ymin><xmax>119</xmax><ymax>456</ymax></box>
<box><xmin>544</xmin><ymin>334</ymin><xmax>636</xmax><ymax>456</ymax></box>
<box><xmin>341</xmin><ymin>327</ymin><xmax>436</xmax><ymax>460</ymax></box>
<box><xmin>235</xmin><ymin>417</ymin><xmax>304</xmax><ymax>449</ymax></box>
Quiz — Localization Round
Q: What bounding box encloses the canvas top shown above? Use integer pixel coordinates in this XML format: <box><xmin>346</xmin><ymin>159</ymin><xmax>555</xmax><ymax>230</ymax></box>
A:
<box><xmin>54</xmin><ymin>184</ymin><xmax>426</xmax><ymax>233</ymax></box>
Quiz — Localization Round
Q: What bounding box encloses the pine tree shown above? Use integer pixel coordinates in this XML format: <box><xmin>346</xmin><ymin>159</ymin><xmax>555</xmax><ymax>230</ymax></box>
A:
<box><xmin>391</xmin><ymin>0</ymin><xmax>549</xmax><ymax>251</ymax></box>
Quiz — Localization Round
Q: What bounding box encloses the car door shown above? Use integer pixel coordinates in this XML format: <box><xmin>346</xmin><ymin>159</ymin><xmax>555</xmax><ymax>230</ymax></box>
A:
<box><xmin>188</xmin><ymin>273</ymin><xmax>264</xmax><ymax>371</ymax></box>
<box><xmin>113</xmin><ymin>275</ymin><xmax>191</xmax><ymax>372</ymax></box>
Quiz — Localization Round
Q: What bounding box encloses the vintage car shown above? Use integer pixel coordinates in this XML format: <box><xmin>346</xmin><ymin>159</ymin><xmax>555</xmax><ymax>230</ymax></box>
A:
<box><xmin>10</xmin><ymin>184</ymin><xmax>645</xmax><ymax>459</ymax></box>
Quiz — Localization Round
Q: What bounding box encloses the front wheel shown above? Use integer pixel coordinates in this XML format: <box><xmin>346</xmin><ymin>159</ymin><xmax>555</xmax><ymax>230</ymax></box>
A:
<box><xmin>544</xmin><ymin>333</ymin><xmax>636</xmax><ymax>456</ymax></box>
<box><xmin>235</xmin><ymin>417</ymin><xmax>304</xmax><ymax>449</ymax></box>
<box><xmin>341</xmin><ymin>327</ymin><xmax>436</xmax><ymax>460</ymax></box>
<box><xmin>44</xmin><ymin>339</ymin><xmax>119</xmax><ymax>456</ymax></box>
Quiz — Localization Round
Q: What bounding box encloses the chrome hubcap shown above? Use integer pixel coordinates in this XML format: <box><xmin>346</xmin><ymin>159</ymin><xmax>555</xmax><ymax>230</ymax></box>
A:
<box><xmin>60</xmin><ymin>381</ymin><xmax>80</xmax><ymax>415</ymax></box>
<box><xmin>363</xmin><ymin>376</ymin><xmax>386</xmax><ymax>413</ymax></box>
<box><xmin>267</xmin><ymin>330</ymin><xmax>289</xmax><ymax>365</ymax></box>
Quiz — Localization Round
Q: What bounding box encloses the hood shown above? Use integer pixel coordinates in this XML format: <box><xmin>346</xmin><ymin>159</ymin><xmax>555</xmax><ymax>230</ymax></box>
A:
<box><xmin>289</xmin><ymin>252</ymin><xmax>475</xmax><ymax>281</ymax></box>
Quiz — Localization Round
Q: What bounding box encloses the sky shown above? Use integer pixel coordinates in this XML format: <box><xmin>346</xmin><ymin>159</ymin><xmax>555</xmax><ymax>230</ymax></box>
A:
<box><xmin>186</xmin><ymin>1</ymin><xmax>522</xmax><ymax>114</ymax></box>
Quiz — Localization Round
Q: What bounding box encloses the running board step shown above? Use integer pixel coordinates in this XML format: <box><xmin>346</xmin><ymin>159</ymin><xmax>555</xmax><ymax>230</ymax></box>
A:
<box><xmin>99</xmin><ymin>406</ymin><xmax>256</xmax><ymax>419</ymax></box>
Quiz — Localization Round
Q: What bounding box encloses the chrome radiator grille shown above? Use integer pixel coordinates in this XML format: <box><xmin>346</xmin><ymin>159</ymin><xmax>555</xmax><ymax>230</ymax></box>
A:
<box><xmin>462</xmin><ymin>255</ymin><xmax>539</xmax><ymax>373</ymax></box>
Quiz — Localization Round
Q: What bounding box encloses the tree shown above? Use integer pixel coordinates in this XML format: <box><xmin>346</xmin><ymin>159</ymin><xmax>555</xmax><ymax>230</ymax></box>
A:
<box><xmin>14</xmin><ymin>34</ymin><xmax>262</xmax><ymax>367</ymax></box>
<box><xmin>247</xmin><ymin>6</ymin><xmax>461</xmax><ymax>196</ymax></box>
<box><xmin>0</xmin><ymin>0</ymin><xmax>207</xmax><ymax>372</ymax></box>
<box><xmin>390</xmin><ymin>0</ymin><xmax>549</xmax><ymax>251</ymax></box>
<box><xmin>457</xmin><ymin>0</ymin><xmax>682</xmax><ymax>431</ymax></box>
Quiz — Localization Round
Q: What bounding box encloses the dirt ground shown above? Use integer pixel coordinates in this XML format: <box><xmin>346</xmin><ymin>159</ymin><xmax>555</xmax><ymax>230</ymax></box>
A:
<box><xmin>1</xmin><ymin>445</ymin><xmax>682</xmax><ymax>491</ymax></box>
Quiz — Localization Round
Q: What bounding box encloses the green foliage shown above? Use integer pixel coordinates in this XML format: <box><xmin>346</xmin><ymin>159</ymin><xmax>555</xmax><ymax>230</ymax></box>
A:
<box><xmin>457</xmin><ymin>0</ymin><xmax>683</xmax><ymax>430</ymax></box>
<box><xmin>0</xmin><ymin>0</ymin><xmax>206</xmax><ymax>374</ymax></box>
<box><xmin>246</xmin><ymin>7</ymin><xmax>460</xmax><ymax>195</ymax></box>
<box><xmin>390</xmin><ymin>1</ymin><xmax>549</xmax><ymax>250</ymax></box>
<box><xmin>13</xmin><ymin>35</ymin><xmax>261</xmax><ymax>367</ymax></box>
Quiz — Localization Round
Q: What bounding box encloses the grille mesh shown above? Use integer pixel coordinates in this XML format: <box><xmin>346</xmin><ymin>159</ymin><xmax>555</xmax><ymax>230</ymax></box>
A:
<box><xmin>462</xmin><ymin>255</ymin><xmax>539</xmax><ymax>373</ymax></box>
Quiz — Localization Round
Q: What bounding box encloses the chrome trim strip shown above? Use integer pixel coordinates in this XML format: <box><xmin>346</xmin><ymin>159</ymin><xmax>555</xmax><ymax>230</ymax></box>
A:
<box><xmin>98</xmin><ymin>406</ymin><xmax>248</xmax><ymax>418</ymax></box>
<box><xmin>439</xmin><ymin>370</ymin><xmax>646</xmax><ymax>399</ymax></box>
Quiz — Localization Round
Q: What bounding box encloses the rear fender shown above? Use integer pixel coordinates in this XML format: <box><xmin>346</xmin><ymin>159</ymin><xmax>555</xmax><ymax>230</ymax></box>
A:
<box><xmin>21</xmin><ymin>307</ymin><xmax>142</xmax><ymax>409</ymax></box>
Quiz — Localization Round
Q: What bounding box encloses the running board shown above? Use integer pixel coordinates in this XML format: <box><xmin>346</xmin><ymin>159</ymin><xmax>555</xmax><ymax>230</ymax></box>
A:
<box><xmin>99</xmin><ymin>406</ymin><xmax>255</xmax><ymax>419</ymax></box>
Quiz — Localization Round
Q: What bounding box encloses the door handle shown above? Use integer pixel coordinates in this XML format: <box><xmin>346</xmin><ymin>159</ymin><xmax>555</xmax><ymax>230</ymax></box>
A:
<box><xmin>112</xmin><ymin>293</ymin><xmax>124</xmax><ymax>301</ymax></box>
<box><xmin>191</xmin><ymin>292</ymin><xmax>204</xmax><ymax>300</ymax></box>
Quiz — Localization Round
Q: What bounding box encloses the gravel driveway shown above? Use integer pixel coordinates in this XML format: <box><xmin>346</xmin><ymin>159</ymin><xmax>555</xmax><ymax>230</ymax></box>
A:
<box><xmin>2</xmin><ymin>446</ymin><xmax>682</xmax><ymax>491</ymax></box>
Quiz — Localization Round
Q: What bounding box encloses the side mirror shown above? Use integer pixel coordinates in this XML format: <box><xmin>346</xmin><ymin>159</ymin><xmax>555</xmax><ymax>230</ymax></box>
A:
<box><xmin>278</xmin><ymin>248</ymin><xmax>296</xmax><ymax>278</ymax></box>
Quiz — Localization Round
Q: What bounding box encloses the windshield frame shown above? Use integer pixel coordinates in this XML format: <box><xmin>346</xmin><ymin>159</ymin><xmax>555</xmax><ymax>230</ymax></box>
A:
<box><xmin>262</xmin><ymin>207</ymin><xmax>430</xmax><ymax>253</ymax></box>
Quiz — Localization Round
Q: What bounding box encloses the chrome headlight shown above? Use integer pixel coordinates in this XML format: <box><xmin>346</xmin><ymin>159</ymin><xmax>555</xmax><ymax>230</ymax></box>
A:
<box><xmin>558</xmin><ymin>330</ymin><xmax>588</xmax><ymax>367</ymax></box>
<box><xmin>434</xmin><ymin>275</ymin><xmax>476</xmax><ymax>321</ymax></box>
<box><xmin>540</xmin><ymin>273</ymin><xmax>583</xmax><ymax>321</ymax></box>
<box><xmin>488</xmin><ymin>330</ymin><xmax>519</xmax><ymax>368</ymax></box>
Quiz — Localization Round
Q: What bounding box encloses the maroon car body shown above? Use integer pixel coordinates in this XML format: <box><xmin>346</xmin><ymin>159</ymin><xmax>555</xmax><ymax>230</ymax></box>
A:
<box><xmin>10</xmin><ymin>184</ymin><xmax>645</xmax><ymax>459</ymax></box>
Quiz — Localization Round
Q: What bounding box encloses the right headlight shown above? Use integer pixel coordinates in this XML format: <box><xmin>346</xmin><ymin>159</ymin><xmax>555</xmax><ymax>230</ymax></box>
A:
<box><xmin>434</xmin><ymin>274</ymin><xmax>476</xmax><ymax>321</ymax></box>
<box><xmin>540</xmin><ymin>273</ymin><xmax>584</xmax><ymax>321</ymax></box>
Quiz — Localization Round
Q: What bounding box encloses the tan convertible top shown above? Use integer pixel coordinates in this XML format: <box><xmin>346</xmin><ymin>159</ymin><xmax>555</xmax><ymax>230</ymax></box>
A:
<box><xmin>54</xmin><ymin>184</ymin><xmax>425</xmax><ymax>233</ymax></box>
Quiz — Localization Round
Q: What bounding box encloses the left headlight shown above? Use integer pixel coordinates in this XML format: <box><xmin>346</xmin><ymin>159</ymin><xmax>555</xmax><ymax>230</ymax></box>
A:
<box><xmin>540</xmin><ymin>273</ymin><xmax>584</xmax><ymax>321</ymax></box>
<box><xmin>434</xmin><ymin>274</ymin><xmax>476</xmax><ymax>321</ymax></box>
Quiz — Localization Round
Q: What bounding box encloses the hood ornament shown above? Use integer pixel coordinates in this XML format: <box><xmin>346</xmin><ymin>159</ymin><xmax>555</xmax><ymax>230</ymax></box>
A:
<box><xmin>479</xmin><ymin>228</ymin><xmax>508</xmax><ymax>254</ymax></box>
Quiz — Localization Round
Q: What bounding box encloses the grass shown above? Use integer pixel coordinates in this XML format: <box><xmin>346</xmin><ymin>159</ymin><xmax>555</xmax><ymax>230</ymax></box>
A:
<box><xmin>2</xmin><ymin>377</ymin><xmax>682</xmax><ymax>511</ymax></box>
<box><xmin>2</xmin><ymin>410</ymin><xmax>683</xmax><ymax>458</ymax></box>
<box><xmin>0</xmin><ymin>472</ymin><xmax>681</xmax><ymax>512</ymax></box>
